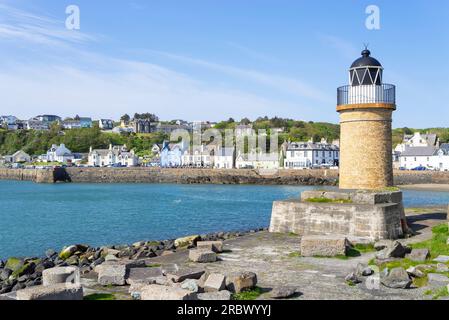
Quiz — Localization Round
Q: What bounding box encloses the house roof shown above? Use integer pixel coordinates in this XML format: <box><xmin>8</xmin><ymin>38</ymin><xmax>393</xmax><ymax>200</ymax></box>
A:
<box><xmin>287</xmin><ymin>142</ymin><xmax>339</xmax><ymax>151</ymax></box>
<box><xmin>400</xmin><ymin>146</ymin><xmax>437</xmax><ymax>157</ymax></box>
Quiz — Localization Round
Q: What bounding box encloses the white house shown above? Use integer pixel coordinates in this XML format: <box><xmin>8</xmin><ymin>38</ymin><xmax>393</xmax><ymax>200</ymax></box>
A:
<box><xmin>88</xmin><ymin>145</ymin><xmax>138</xmax><ymax>167</ymax></box>
<box><xmin>41</xmin><ymin>144</ymin><xmax>74</xmax><ymax>163</ymax></box>
<box><xmin>433</xmin><ymin>143</ymin><xmax>449</xmax><ymax>171</ymax></box>
<box><xmin>182</xmin><ymin>144</ymin><xmax>215</xmax><ymax>168</ymax></box>
<box><xmin>395</xmin><ymin>132</ymin><xmax>439</xmax><ymax>153</ymax></box>
<box><xmin>236</xmin><ymin>151</ymin><xmax>279</xmax><ymax>170</ymax></box>
<box><xmin>284</xmin><ymin>141</ymin><xmax>339</xmax><ymax>169</ymax></box>
<box><xmin>3</xmin><ymin>150</ymin><xmax>31</xmax><ymax>163</ymax></box>
<box><xmin>214</xmin><ymin>147</ymin><xmax>235</xmax><ymax>169</ymax></box>
<box><xmin>99</xmin><ymin>119</ymin><xmax>114</xmax><ymax>130</ymax></box>
<box><xmin>160</xmin><ymin>142</ymin><xmax>184</xmax><ymax>168</ymax></box>
<box><xmin>399</xmin><ymin>146</ymin><xmax>437</xmax><ymax>170</ymax></box>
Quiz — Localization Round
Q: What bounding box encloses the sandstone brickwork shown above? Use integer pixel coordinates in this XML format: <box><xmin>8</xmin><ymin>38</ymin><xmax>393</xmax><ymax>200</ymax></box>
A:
<box><xmin>338</xmin><ymin>105</ymin><xmax>394</xmax><ymax>190</ymax></box>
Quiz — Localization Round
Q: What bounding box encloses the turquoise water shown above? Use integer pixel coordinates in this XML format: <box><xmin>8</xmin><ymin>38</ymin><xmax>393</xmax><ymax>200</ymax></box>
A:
<box><xmin>1</xmin><ymin>181</ymin><xmax>449</xmax><ymax>259</ymax></box>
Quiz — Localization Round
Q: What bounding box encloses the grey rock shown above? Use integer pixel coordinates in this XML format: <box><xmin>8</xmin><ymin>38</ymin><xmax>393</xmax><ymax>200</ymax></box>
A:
<box><xmin>126</xmin><ymin>267</ymin><xmax>163</xmax><ymax>285</ymax></box>
<box><xmin>433</xmin><ymin>255</ymin><xmax>449</xmax><ymax>263</ymax></box>
<box><xmin>0</xmin><ymin>269</ymin><xmax>12</xmax><ymax>281</ymax></box>
<box><xmin>140</xmin><ymin>284</ymin><xmax>198</xmax><ymax>300</ymax></box>
<box><xmin>427</xmin><ymin>273</ymin><xmax>449</xmax><ymax>285</ymax></box>
<box><xmin>406</xmin><ymin>267</ymin><xmax>425</xmax><ymax>278</ymax></box>
<box><xmin>225</xmin><ymin>271</ymin><xmax>257</xmax><ymax>293</ymax></box>
<box><xmin>166</xmin><ymin>268</ymin><xmax>205</xmax><ymax>283</ymax></box>
<box><xmin>270</xmin><ymin>286</ymin><xmax>297</xmax><ymax>299</ymax></box>
<box><xmin>42</xmin><ymin>267</ymin><xmax>80</xmax><ymax>286</ymax></box>
<box><xmin>15</xmin><ymin>284</ymin><xmax>83</xmax><ymax>300</ymax></box>
<box><xmin>204</xmin><ymin>273</ymin><xmax>226</xmax><ymax>292</ymax></box>
<box><xmin>381</xmin><ymin>267</ymin><xmax>412</xmax><ymax>289</ymax></box>
<box><xmin>198</xmin><ymin>290</ymin><xmax>232</xmax><ymax>301</ymax></box>
<box><xmin>196</xmin><ymin>241</ymin><xmax>224</xmax><ymax>253</ymax></box>
<box><xmin>436</xmin><ymin>263</ymin><xmax>449</xmax><ymax>273</ymax></box>
<box><xmin>45</xmin><ymin>249</ymin><xmax>57</xmax><ymax>259</ymax></box>
<box><xmin>180</xmin><ymin>279</ymin><xmax>200</xmax><ymax>293</ymax></box>
<box><xmin>355</xmin><ymin>263</ymin><xmax>373</xmax><ymax>277</ymax></box>
<box><xmin>96</xmin><ymin>264</ymin><xmax>127</xmax><ymax>286</ymax></box>
<box><xmin>189</xmin><ymin>249</ymin><xmax>217</xmax><ymax>263</ymax></box>
<box><xmin>376</xmin><ymin>241</ymin><xmax>409</xmax><ymax>260</ymax></box>
<box><xmin>345</xmin><ymin>272</ymin><xmax>362</xmax><ymax>285</ymax></box>
<box><xmin>407</xmin><ymin>248</ymin><xmax>430</xmax><ymax>262</ymax></box>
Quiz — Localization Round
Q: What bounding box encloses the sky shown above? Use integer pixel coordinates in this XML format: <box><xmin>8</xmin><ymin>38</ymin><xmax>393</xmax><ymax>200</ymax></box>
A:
<box><xmin>0</xmin><ymin>0</ymin><xmax>448</xmax><ymax>127</ymax></box>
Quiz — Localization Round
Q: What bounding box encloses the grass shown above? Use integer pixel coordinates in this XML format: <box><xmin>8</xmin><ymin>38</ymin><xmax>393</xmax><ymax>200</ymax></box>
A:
<box><xmin>288</xmin><ymin>252</ymin><xmax>301</xmax><ymax>258</ymax></box>
<box><xmin>84</xmin><ymin>293</ymin><xmax>116</xmax><ymax>301</ymax></box>
<box><xmin>354</xmin><ymin>243</ymin><xmax>376</xmax><ymax>253</ymax></box>
<box><xmin>427</xmin><ymin>286</ymin><xmax>449</xmax><ymax>300</ymax></box>
<box><xmin>231</xmin><ymin>287</ymin><xmax>263</xmax><ymax>300</ymax></box>
<box><xmin>410</xmin><ymin>223</ymin><xmax>449</xmax><ymax>259</ymax></box>
<box><xmin>146</xmin><ymin>263</ymin><xmax>162</xmax><ymax>268</ymax></box>
<box><xmin>305</xmin><ymin>197</ymin><xmax>352</xmax><ymax>204</ymax></box>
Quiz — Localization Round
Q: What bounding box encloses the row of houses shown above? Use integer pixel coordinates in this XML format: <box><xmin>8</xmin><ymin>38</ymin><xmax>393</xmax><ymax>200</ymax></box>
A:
<box><xmin>158</xmin><ymin>139</ymin><xmax>340</xmax><ymax>170</ymax></box>
<box><xmin>394</xmin><ymin>132</ymin><xmax>449</xmax><ymax>171</ymax></box>
<box><xmin>0</xmin><ymin>115</ymin><xmax>93</xmax><ymax>131</ymax></box>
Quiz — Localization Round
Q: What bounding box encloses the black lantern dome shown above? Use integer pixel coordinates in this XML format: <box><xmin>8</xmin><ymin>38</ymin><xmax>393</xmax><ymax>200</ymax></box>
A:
<box><xmin>349</xmin><ymin>49</ymin><xmax>383</xmax><ymax>86</ymax></box>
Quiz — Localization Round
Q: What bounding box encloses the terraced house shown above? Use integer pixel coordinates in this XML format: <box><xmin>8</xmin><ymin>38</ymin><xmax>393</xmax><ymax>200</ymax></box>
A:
<box><xmin>88</xmin><ymin>144</ymin><xmax>138</xmax><ymax>167</ymax></box>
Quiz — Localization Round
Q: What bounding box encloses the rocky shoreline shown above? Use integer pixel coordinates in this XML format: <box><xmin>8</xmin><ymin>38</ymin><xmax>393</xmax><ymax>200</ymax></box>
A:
<box><xmin>0</xmin><ymin>228</ymin><xmax>267</xmax><ymax>295</ymax></box>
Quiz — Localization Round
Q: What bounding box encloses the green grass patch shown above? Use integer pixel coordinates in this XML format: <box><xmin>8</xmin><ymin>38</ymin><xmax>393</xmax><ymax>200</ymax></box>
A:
<box><xmin>231</xmin><ymin>287</ymin><xmax>263</xmax><ymax>300</ymax></box>
<box><xmin>431</xmin><ymin>286</ymin><xmax>449</xmax><ymax>300</ymax></box>
<box><xmin>412</xmin><ymin>276</ymin><xmax>429</xmax><ymax>288</ymax></box>
<box><xmin>353</xmin><ymin>243</ymin><xmax>376</xmax><ymax>253</ymax></box>
<box><xmin>146</xmin><ymin>263</ymin><xmax>162</xmax><ymax>268</ymax></box>
<box><xmin>288</xmin><ymin>232</ymin><xmax>299</xmax><ymax>237</ymax></box>
<box><xmin>305</xmin><ymin>197</ymin><xmax>352</xmax><ymax>204</ymax></box>
<box><xmin>410</xmin><ymin>223</ymin><xmax>449</xmax><ymax>259</ymax></box>
<box><xmin>288</xmin><ymin>252</ymin><xmax>301</xmax><ymax>258</ymax></box>
<box><xmin>84</xmin><ymin>293</ymin><xmax>116</xmax><ymax>301</ymax></box>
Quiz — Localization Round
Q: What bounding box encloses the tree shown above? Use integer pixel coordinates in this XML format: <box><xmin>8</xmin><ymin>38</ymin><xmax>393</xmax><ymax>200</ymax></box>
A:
<box><xmin>227</xmin><ymin>118</ymin><xmax>235</xmax><ymax>123</ymax></box>
<box><xmin>240</xmin><ymin>117</ymin><xmax>251</xmax><ymax>125</ymax></box>
<box><xmin>120</xmin><ymin>114</ymin><xmax>130</xmax><ymax>122</ymax></box>
<box><xmin>133</xmin><ymin>113</ymin><xmax>159</xmax><ymax>122</ymax></box>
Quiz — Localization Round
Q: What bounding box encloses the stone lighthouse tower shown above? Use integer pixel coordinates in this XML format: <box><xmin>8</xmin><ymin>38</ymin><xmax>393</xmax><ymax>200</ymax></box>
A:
<box><xmin>337</xmin><ymin>49</ymin><xmax>396</xmax><ymax>190</ymax></box>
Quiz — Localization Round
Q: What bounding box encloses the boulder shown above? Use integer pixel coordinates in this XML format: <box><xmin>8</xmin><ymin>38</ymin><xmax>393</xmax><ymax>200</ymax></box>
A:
<box><xmin>355</xmin><ymin>263</ymin><xmax>373</xmax><ymax>277</ymax></box>
<box><xmin>15</xmin><ymin>284</ymin><xmax>83</xmax><ymax>300</ymax></box>
<box><xmin>407</xmin><ymin>249</ymin><xmax>430</xmax><ymax>262</ymax></box>
<box><xmin>433</xmin><ymin>255</ymin><xmax>449</xmax><ymax>263</ymax></box>
<box><xmin>0</xmin><ymin>269</ymin><xmax>12</xmax><ymax>281</ymax></box>
<box><xmin>180</xmin><ymin>279</ymin><xmax>200</xmax><ymax>293</ymax></box>
<box><xmin>197</xmin><ymin>241</ymin><xmax>223</xmax><ymax>253</ymax></box>
<box><xmin>189</xmin><ymin>249</ymin><xmax>217</xmax><ymax>263</ymax></box>
<box><xmin>203</xmin><ymin>273</ymin><xmax>226</xmax><ymax>292</ymax></box>
<box><xmin>42</xmin><ymin>267</ymin><xmax>80</xmax><ymax>286</ymax></box>
<box><xmin>436</xmin><ymin>263</ymin><xmax>449</xmax><ymax>273</ymax></box>
<box><xmin>197</xmin><ymin>291</ymin><xmax>231</xmax><ymax>301</ymax></box>
<box><xmin>225</xmin><ymin>271</ymin><xmax>257</xmax><ymax>293</ymax></box>
<box><xmin>104</xmin><ymin>254</ymin><xmax>119</xmax><ymax>262</ymax></box>
<box><xmin>300</xmin><ymin>235</ymin><xmax>351</xmax><ymax>257</ymax></box>
<box><xmin>126</xmin><ymin>267</ymin><xmax>163</xmax><ymax>285</ymax></box>
<box><xmin>166</xmin><ymin>268</ymin><xmax>205</xmax><ymax>283</ymax></box>
<box><xmin>345</xmin><ymin>272</ymin><xmax>362</xmax><ymax>285</ymax></box>
<box><xmin>269</xmin><ymin>287</ymin><xmax>297</xmax><ymax>299</ymax></box>
<box><xmin>381</xmin><ymin>267</ymin><xmax>412</xmax><ymax>289</ymax></box>
<box><xmin>406</xmin><ymin>267</ymin><xmax>425</xmax><ymax>278</ymax></box>
<box><xmin>4</xmin><ymin>257</ymin><xmax>24</xmax><ymax>273</ymax></box>
<box><xmin>45</xmin><ymin>249</ymin><xmax>57</xmax><ymax>259</ymax></box>
<box><xmin>140</xmin><ymin>284</ymin><xmax>198</xmax><ymax>300</ymax></box>
<box><xmin>58</xmin><ymin>245</ymin><xmax>79</xmax><ymax>260</ymax></box>
<box><xmin>174</xmin><ymin>235</ymin><xmax>200</xmax><ymax>248</ymax></box>
<box><xmin>376</xmin><ymin>241</ymin><xmax>409</xmax><ymax>260</ymax></box>
<box><xmin>96</xmin><ymin>264</ymin><xmax>127</xmax><ymax>286</ymax></box>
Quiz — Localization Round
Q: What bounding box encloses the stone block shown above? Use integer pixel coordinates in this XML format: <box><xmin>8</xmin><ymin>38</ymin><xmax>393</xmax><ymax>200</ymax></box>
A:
<box><xmin>189</xmin><ymin>249</ymin><xmax>217</xmax><ymax>263</ymax></box>
<box><xmin>180</xmin><ymin>279</ymin><xmax>200</xmax><ymax>292</ymax></box>
<box><xmin>198</xmin><ymin>291</ymin><xmax>231</xmax><ymax>300</ymax></box>
<box><xmin>381</xmin><ymin>268</ymin><xmax>412</xmax><ymax>289</ymax></box>
<box><xmin>96</xmin><ymin>264</ymin><xmax>127</xmax><ymax>286</ymax></box>
<box><xmin>174</xmin><ymin>235</ymin><xmax>200</xmax><ymax>248</ymax></box>
<box><xmin>140</xmin><ymin>284</ymin><xmax>197</xmax><ymax>300</ymax></box>
<box><xmin>300</xmin><ymin>235</ymin><xmax>351</xmax><ymax>257</ymax></box>
<box><xmin>406</xmin><ymin>249</ymin><xmax>430</xmax><ymax>262</ymax></box>
<box><xmin>428</xmin><ymin>273</ymin><xmax>449</xmax><ymax>285</ymax></box>
<box><xmin>42</xmin><ymin>267</ymin><xmax>80</xmax><ymax>286</ymax></box>
<box><xmin>204</xmin><ymin>273</ymin><xmax>226</xmax><ymax>292</ymax></box>
<box><xmin>16</xmin><ymin>284</ymin><xmax>83</xmax><ymax>300</ymax></box>
<box><xmin>433</xmin><ymin>255</ymin><xmax>449</xmax><ymax>263</ymax></box>
<box><xmin>269</xmin><ymin>287</ymin><xmax>297</xmax><ymax>299</ymax></box>
<box><xmin>197</xmin><ymin>241</ymin><xmax>223</xmax><ymax>253</ymax></box>
<box><xmin>166</xmin><ymin>268</ymin><xmax>205</xmax><ymax>283</ymax></box>
<box><xmin>225</xmin><ymin>271</ymin><xmax>257</xmax><ymax>293</ymax></box>
<box><xmin>126</xmin><ymin>267</ymin><xmax>163</xmax><ymax>285</ymax></box>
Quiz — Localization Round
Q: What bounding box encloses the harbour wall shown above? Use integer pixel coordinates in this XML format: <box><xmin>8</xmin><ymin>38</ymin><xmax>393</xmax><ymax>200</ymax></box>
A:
<box><xmin>0</xmin><ymin>167</ymin><xmax>448</xmax><ymax>186</ymax></box>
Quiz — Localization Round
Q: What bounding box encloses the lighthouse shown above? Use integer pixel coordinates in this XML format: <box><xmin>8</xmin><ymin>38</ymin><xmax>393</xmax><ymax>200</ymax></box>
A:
<box><xmin>337</xmin><ymin>49</ymin><xmax>396</xmax><ymax>190</ymax></box>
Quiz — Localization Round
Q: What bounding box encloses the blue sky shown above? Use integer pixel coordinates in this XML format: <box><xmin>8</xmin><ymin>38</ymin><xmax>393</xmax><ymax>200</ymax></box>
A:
<box><xmin>0</xmin><ymin>0</ymin><xmax>448</xmax><ymax>127</ymax></box>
